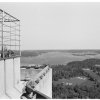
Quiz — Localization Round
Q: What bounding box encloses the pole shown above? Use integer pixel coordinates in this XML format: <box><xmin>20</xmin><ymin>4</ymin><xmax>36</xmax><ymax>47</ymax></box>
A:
<box><xmin>19</xmin><ymin>21</ymin><xmax>21</xmax><ymax>56</ymax></box>
<box><xmin>1</xmin><ymin>10</ymin><xmax>4</xmax><ymax>58</ymax></box>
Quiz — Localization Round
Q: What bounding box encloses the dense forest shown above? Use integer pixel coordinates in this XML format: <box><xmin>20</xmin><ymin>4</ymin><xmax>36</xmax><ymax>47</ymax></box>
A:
<box><xmin>51</xmin><ymin>58</ymin><xmax>100</xmax><ymax>99</ymax></box>
<box><xmin>53</xmin><ymin>83</ymin><xmax>100</xmax><ymax>99</ymax></box>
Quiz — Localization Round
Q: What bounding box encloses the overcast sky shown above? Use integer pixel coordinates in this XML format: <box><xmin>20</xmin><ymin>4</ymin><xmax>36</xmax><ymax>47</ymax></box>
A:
<box><xmin>0</xmin><ymin>2</ymin><xmax>100</xmax><ymax>50</ymax></box>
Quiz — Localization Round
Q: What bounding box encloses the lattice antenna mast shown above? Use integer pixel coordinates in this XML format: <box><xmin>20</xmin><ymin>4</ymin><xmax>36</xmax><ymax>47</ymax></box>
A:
<box><xmin>0</xmin><ymin>9</ymin><xmax>21</xmax><ymax>58</ymax></box>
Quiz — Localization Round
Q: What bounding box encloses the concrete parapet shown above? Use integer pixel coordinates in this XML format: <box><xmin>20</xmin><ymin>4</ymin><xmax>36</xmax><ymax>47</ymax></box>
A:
<box><xmin>0</xmin><ymin>57</ymin><xmax>22</xmax><ymax>99</ymax></box>
<box><xmin>26</xmin><ymin>66</ymin><xmax>52</xmax><ymax>98</ymax></box>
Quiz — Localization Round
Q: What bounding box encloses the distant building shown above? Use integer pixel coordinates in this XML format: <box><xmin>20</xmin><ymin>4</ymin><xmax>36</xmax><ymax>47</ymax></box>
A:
<box><xmin>82</xmin><ymin>68</ymin><xmax>90</xmax><ymax>71</ymax></box>
<box><xmin>95</xmin><ymin>64</ymin><xmax>100</xmax><ymax>67</ymax></box>
<box><xmin>77</xmin><ymin>76</ymin><xmax>87</xmax><ymax>80</ymax></box>
<box><xmin>66</xmin><ymin>82</ymin><xmax>72</xmax><ymax>85</ymax></box>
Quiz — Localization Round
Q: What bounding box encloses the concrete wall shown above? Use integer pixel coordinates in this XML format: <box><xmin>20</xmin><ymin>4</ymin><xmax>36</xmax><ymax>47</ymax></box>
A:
<box><xmin>0</xmin><ymin>57</ymin><xmax>52</xmax><ymax>99</ymax></box>
<box><xmin>0</xmin><ymin>60</ymin><xmax>5</xmax><ymax>96</ymax></box>
<box><xmin>5</xmin><ymin>58</ymin><xmax>14</xmax><ymax>91</ymax></box>
<box><xmin>35</xmin><ymin>68</ymin><xmax>52</xmax><ymax>98</ymax></box>
<box><xmin>0</xmin><ymin>57</ymin><xmax>21</xmax><ymax>99</ymax></box>
<box><xmin>14</xmin><ymin>58</ymin><xmax>21</xmax><ymax>91</ymax></box>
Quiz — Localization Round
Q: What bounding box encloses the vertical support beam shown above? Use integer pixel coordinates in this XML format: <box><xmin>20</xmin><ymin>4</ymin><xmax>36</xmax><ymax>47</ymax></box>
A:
<box><xmin>10</xmin><ymin>16</ymin><xmax>11</xmax><ymax>50</ymax></box>
<box><xmin>15</xmin><ymin>22</ymin><xmax>16</xmax><ymax>51</ymax></box>
<box><xmin>4</xmin><ymin>59</ymin><xmax>6</xmax><ymax>95</ymax></box>
<box><xmin>1</xmin><ymin>10</ymin><xmax>4</xmax><ymax>58</ymax></box>
<box><xmin>19</xmin><ymin>21</ymin><xmax>21</xmax><ymax>56</ymax></box>
<box><xmin>13</xmin><ymin>58</ymin><xmax>15</xmax><ymax>88</ymax></box>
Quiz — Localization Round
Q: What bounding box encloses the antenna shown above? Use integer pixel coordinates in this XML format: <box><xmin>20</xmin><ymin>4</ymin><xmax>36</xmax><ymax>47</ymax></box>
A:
<box><xmin>0</xmin><ymin>9</ymin><xmax>21</xmax><ymax>59</ymax></box>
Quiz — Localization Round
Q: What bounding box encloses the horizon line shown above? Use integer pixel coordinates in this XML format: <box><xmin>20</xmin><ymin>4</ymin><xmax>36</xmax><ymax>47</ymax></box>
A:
<box><xmin>21</xmin><ymin>49</ymin><xmax>100</xmax><ymax>51</ymax></box>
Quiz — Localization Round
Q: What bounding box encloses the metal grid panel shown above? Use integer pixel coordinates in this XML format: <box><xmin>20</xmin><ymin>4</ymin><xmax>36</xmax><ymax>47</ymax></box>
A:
<box><xmin>0</xmin><ymin>9</ymin><xmax>21</xmax><ymax>59</ymax></box>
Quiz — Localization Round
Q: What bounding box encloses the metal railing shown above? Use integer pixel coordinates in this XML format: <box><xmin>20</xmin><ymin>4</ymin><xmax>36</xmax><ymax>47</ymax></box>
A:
<box><xmin>26</xmin><ymin>66</ymin><xmax>50</xmax><ymax>87</ymax></box>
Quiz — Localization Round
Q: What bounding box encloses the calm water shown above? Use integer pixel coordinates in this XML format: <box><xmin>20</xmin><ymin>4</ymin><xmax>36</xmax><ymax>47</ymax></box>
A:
<box><xmin>21</xmin><ymin>52</ymin><xmax>100</xmax><ymax>66</ymax></box>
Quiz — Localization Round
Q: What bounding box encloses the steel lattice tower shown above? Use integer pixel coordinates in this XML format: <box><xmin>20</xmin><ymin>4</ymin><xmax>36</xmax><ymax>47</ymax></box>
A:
<box><xmin>0</xmin><ymin>9</ymin><xmax>21</xmax><ymax>58</ymax></box>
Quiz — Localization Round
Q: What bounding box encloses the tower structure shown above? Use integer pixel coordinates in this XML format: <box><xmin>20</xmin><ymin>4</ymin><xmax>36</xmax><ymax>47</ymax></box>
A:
<box><xmin>0</xmin><ymin>9</ymin><xmax>21</xmax><ymax>99</ymax></box>
<box><xmin>0</xmin><ymin>9</ymin><xmax>20</xmax><ymax>58</ymax></box>
<box><xmin>0</xmin><ymin>9</ymin><xmax>52</xmax><ymax>99</ymax></box>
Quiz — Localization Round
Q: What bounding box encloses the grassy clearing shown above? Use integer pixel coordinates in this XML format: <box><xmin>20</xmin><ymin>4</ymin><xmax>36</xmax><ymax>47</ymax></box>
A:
<box><xmin>53</xmin><ymin>77</ymin><xmax>87</xmax><ymax>86</ymax></box>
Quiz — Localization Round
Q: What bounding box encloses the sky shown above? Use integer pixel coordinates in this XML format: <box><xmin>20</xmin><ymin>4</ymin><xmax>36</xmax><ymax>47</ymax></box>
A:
<box><xmin>0</xmin><ymin>2</ymin><xmax>100</xmax><ymax>50</ymax></box>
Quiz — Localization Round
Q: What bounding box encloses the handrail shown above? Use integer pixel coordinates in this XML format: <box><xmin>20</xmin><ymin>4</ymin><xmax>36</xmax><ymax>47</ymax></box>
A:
<box><xmin>26</xmin><ymin>66</ymin><xmax>50</xmax><ymax>87</ymax></box>
<box><xmin>33</xmin><ymin>66</ymin><xmax>49</xmax><ymax>80</ymax></box>
<box><xmin>21</xmin><ymin>66</ymin><xmax>51</xmax><ymax>99</ymax></box>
